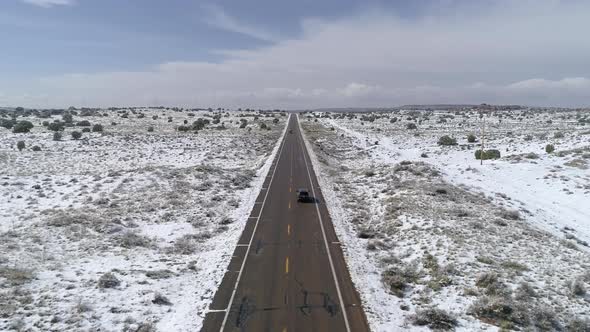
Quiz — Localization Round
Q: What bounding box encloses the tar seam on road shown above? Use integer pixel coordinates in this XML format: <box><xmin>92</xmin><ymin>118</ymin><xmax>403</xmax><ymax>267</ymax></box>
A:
<box><xmin>295</xmin><ymin>114</ymin><xmax>352</xmax><ymax>332</ymax></box>
<box><xmin>218</xmin><ymin>114</ymin><xmax>291</xmax><ymax>332</ymax></box>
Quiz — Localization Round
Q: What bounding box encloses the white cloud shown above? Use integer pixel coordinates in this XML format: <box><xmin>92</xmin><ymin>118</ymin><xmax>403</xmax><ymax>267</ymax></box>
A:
<box><xmin>21</xmin><ymin>0</ymin><xmax>74</xmax><ymax>8</ymax></box>
<box><xmin>201</xmin><ymin>4</ymin><xmax>279</xmax><ymax>42</ymax></box>
<box><xmin>3</xmin><ymin>0</ymin><xmax>590</xmax><ymax>108</ymax></box>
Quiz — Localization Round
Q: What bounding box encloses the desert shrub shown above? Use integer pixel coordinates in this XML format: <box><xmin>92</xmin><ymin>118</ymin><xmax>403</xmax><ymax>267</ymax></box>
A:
<box><xmin>545</xmin><ymin>144</ymin><xmax>555</xmax><ymax>153</ymax></box>
<box><xmin>117</xmin><ymin>231</ymin><xmax>150</xmax><ymax>248</ymax></box>
<box><xmin>475</xmin><ymin>149</ymin><xmax>501</xmax><ymax>160</ymax></box>
<box><xmin>71</xmin><ymin>131</ymin><xmax>82</xmax><ymax>140</ymax></box>
<box><xmin>412</xmin><ymin>307</ymin><xmax>457</xmax><ymax>330</ymax></box>
<box><xmin>177</xmin><ymin>125</ymin><xmax>190</xmax><ymax>132</ymax></box>
<box><xmin>476</xmin><ymin>272</ymin><xmax>509</xmax><ymax>296</ymax></box>
<box><xmin>98</xmin><ymin>272</ymin><xmax>120</xmax><ymax>289</ymax></box>
<box><xmin>75</xmin><ymin>299</ymin><xmax>94</xmax><ymax>313</ymax></box>
<box><xmin>468</xmin><ymin>296</ymin><xmax>529</xmax><ymax>328</ymax></box>
<box><xmin>531</xmin><ymin>306</ymin><xmax>561</xmax><ymax>331</ymax></box>
<box><xmin>524</xmin><ymin>152</ymin><xmax>539</xmax><ymax>159</ymax></box>
<box><xmin>82</xmin><ymin>128</ymin><xmax>91</xmax><ymax>133</ymax></box>
<box><xmin>239</xmin><ymin>119</ymin><xmax>248</xmax><ymax>128</ymax></box>
<box><xmin>76</xmin><ymin>120</ymin><xmax>91</xmax><ymax>127</ymax></box>
<box><xmin>567</xmin><ymin>318</ymin><xmax>590</xmax><ymax>332</ymax></box>
<box><xmin>12</xmin><ymin>121</ymin><xmax>34</xmax><ymax>133</ymax></box>
<box><xmin>420</xmin><ymin>152</ymin><xmax>428</xmax><ymax>158</ymax></box>
<box><xmin>32</xmin><ymin>145</ymin><xmax>41</xmax><ymax>152</ymax></box>
<box><xmin>0</xmin><ymin>118</ymin><xmax>17</xmax><ymax>129</ymax></box>
<box><xmin>62</xmin><ymin>113</ymin><xmax>73</xmax><ymax>123</ymax></box>
<box><xmin>135</xmin><ymin>322</ymin><xmax>157</xmax><ymax>332</ymax></box>
<box><xmin>53</xmin><ymin>132</ymin><xmax>62</xmax><ymax>141</ymax></box>
<box><xmin>570</xmin><ymin>279</ymin><xmax>586</xmax><ymax>296</ymax></box>
<box><xmin>42</xmin><ymin>121</ymin><xmax>49</xmax><ymax>126</ymax></box>
<box><xmin>92</xmin><ymin>124</ymin><xmax>104</xmax><ymax>132</ymax></box>
<box><xmin>382</xmin><ymin>264</ymin><xmax>420</xmax><ymax>297</ymax></box>
<box><xmin>524</xmin><ymin>134</ymin><xmax>533</xmax><ymax>141</ymax></box>
<box><xmin>273</xmin><ymin>118</ymin><xmax>279</xmax><ymax>124</ymax></box>
<box><xmin>554</xmin><ymin>131</ymin><xmax>564</xmax><ymax>138</ymax></box>
<box><xmin>172</xmin><ymin>235</ymin><xmax>197</xmax><ymax>255</ymax></box>
<box><xmin>500</xmin><ymin>209</ymin><xmax>520</xmax><ymax>220</ymax></box>
<box><xmin>514</xmin><ymin>282</ymin><xmax>537</xmax><ymax>300</ymax></box>
<box><xmin>145</xmin><ymin>270</ymin><xmax>174</xmax><ymax>279</ymax></box>
<box><xmin>231</xmin><ymin>171</ymin><xmax>255</xmax><ymax>189</ymax></box>
<box><xmin>48</xmin><ymin>122</ymin><xmax>65</xmax><ymax>131</ymax></box>
<box><xmin>147</xmin><ymin>126</ymin><xmax>154</xmax><ymax>132</ymax></box>
<box><xmin>406</xmin><ymin>123</ymin><xmax>417</xmax><ymax>130</ymax></box>
<box><xmin>476</xmin><ymin>272</ymin><xmax>500</xmax><ymax>288</ymax></box>
<box><xmin>192</xmin><ymin>118</ymin><xmax>208</xmax><ymax>130</ymax></box>
<box><xmin>152</xmin><ymin>293</ymin><xmax>172</xmax><ymax>305</ymax></box>
<box><xmin>466</xmin><ymin>134</ymin><xmax>476</xmax><ymax>143</ymax></box>
<box><xmin>16</xmin><ymin>140</ymin><xmax>25</xmax><ymax>151</ymax></box>
<box><xmin>437</xmin><ymin>135</ymin><xmax>457</xmax><ymax>146</ymax></box>
<box><xmin>390</xmin><ymin>117</ymin><xmax>398</xmax><ymax>123</ymax></box>
<box><xmin>0</xmin><ymin>267</ymin><xmax>35</xmax><ymax>286</ymax></box>
<box><xmin>357</xmin><ymin>227</ymin><xmax>376</xmax><ymax>239</ymax></box>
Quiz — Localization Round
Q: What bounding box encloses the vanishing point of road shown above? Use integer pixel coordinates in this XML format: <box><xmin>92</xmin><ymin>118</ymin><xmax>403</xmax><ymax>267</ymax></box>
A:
<box><xmin>201</xmin><ymin>114</ymin><xmax>370</xmax><ymax>332</ymax></box>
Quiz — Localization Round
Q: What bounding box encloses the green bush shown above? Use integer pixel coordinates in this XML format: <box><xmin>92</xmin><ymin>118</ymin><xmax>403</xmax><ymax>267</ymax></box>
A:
<box><xmin>260</xmin><ymin>123</ymin><xmax>268</xmax><ymax>130</ymax></box>
<box><xmin>475</xmin><ymin>149</ymin><xmax>501</xmax><ymax>160</ymax></box>
<box><xmin>32</xmin><ymin>145</ymin><xmax>41</xmax><ymax>151</ymax></box>
<box><xmin>12</xmin><ymin>121</ymin><xmax>34</xmax><ymax>133</ymax></box>
<box><xmin>53</xmin><ymin>132</ymin><xmax>62</xmax><ymax>141</ymax></box>
<box><xmin>177</xmin><ymin>125</ymin><xmax>190</xmax><ymax>132</ymax></box>
<box><xmin>545</xmin><ymin>144</ymin><xmax>555</xmax><ymax>153</ymax></box>
<box><xmin>71</xmin><ymin>131</ymin><xmax>82</xmax><ymax>140</ymax></box>
<box><xmin>0</xmin><ymin>119</ymin><xmax>17</xmax><ymax>129</ymax></box>
<box><xmin>438</xmin><ymin>135</ymin><xmax>457</xmax><ymax>146</ymax></box>
<box><xmin>48</xmin><ymin>122</ymin><xmax>64</xmax><ymax>131</ymax></box>
<box><xmin>554</xmin><ymin>132</ymin><xmax>564</xmax><ymax>139</ymax></box>
<box><xmin>147</xmin><ymin>126</ymin><xmax>154</xmax><ymax>132</ymax></box>
<box><xmin>76</xmin><ymin>120</ymin><xmax>91</xmax><ymax>127</ymax></box>
<box><xmin>82</xmin><ymin>128</ymin><xmax>91</xmax><ymax>133</ymax></box>
<box><xmin>92</xmin><ymin>124</ymin><xmax>104</xmax><ymax>132</ymax></box>
<box><xmin>406</xmin><ymin>123</ymin><xmax>417</xmax><ymax>130</ymax></box>
<box><xmin>17</xmin><ymin>140</ymin><xmax>25</xmax><ymax>151</ymax></box>
<box><xmin>467</xmin><ymin>134</ymin><xmax>477</xmax><ymax>143</ymax></box>
<box><xmin>62</xmin><ymin>113</ymin><xmax>73</xmax><ymax>123</ymax></box>
<box><xmin>192</xmin><ymin>118</ymin><xmax>208</xmax><ymax>130</ymax></box>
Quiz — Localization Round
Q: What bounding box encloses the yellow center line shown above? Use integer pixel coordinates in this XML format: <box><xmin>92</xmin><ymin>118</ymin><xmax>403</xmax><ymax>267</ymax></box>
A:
<box><xmin>285</xmin><ymin>257</ymin><xmax>289</xmax><ymax>274</ymax></box>
<box><xmin>288</xmin><ymin>201</ymin><xmax>291</xmax><ymax>209</ymax></box>
<box><xmin>287</xmin><ymin>224</ymin><xmax>291</xmax><ymax>236</ymax></box>
<box><xmin>282</xmin><ymin>328</ymin><xmax>287</xmax><ymax>332</ymax></box>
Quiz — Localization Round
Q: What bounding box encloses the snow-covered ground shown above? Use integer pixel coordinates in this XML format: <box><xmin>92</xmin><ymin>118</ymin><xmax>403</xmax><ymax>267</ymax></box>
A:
<box><xmin>0</xmin><ymin>108</ymin><xmax>286</xmax><ymax>331</ymax></box>
<box><xmin>300</xmin><ymin>108</ymin><xmax>590</xmax><ymax>331</ymax></box>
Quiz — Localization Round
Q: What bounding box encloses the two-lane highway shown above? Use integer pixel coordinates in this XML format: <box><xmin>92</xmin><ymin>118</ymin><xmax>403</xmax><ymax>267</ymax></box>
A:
<box><xmin>201</xmin><ymin>114</ymin><xmax>369</xmax><ymax>332</ymax></box>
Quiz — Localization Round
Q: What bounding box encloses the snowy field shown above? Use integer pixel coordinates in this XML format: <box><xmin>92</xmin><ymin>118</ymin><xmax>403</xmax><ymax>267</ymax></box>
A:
<box><xmin>0</xmin><ymin>108</ymin><xmax>286</xmax><ymax>331</ymax></box>
<box><xmin>300</xmin><ymin>108</ymin><xmax>590</xmax><ymax>331</ymax></box>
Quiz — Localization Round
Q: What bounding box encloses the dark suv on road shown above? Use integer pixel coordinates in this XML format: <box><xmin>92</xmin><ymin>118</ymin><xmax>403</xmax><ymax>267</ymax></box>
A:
<box><xmin>297</xmin><ymin>188</ymin><xmax>314</xmax><ymax>203</ymax></box>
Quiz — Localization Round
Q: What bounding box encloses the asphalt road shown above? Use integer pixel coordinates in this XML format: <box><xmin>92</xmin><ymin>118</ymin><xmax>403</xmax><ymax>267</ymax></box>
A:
<box><xmin>201</xmin><ymin>114</ymin><xmax>370</xmax><ymax>332</ymax></box>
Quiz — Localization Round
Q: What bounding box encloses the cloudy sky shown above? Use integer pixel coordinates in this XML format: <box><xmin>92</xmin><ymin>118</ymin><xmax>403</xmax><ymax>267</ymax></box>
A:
<box><xmin>1</xmin><ymin>0</ymin><xmax>589</xmax><ymax>109</ymax></box>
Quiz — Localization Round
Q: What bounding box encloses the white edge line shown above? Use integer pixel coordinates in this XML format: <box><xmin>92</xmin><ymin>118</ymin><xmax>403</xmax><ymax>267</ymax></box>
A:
<box><xmin>296</xmin><ymin>114</ymin><xmax>352</xmax><ymax>332</ymax></box>
<box><xmin>218</xmin><ymin>114</ymin><xmax>291</xmax><ymax>332</ymax></box>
